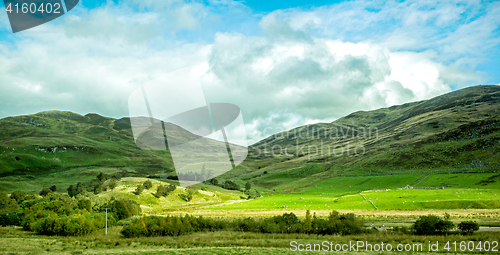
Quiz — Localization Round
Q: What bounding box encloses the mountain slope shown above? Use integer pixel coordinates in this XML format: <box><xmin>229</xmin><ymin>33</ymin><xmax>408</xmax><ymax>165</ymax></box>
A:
<box><xmin>227</xmin><ymin>85</ymin><xmax>500</xmax><ymax>190</ymax></box>
<box><xmin>0</xmin><ymin>111</ymin><xmax>174</xmax><ymax>176</ymax></box>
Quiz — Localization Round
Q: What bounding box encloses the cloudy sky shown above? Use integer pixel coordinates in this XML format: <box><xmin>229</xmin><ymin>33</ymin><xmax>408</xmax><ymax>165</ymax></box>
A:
<box><xmin>0</xmin><ymin>0</ymin><xmax>499</xmax><ymax>144</ymax></box>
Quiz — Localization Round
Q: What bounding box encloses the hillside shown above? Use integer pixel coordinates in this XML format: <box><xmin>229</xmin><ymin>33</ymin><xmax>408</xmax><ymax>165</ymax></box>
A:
<box><xmin>0</xmin><ymin>85</ymin><xmax>499</xmax><ymax>198</ymax></box>
<box><xmin>0</xmin><ymin>111</ymin><xmax>174</xmax><ymax>176</ymax></box>
<box><xmin>221</xmin><ymin>85</ymin><xmax>500</xmax><ymax>191</ymax></box>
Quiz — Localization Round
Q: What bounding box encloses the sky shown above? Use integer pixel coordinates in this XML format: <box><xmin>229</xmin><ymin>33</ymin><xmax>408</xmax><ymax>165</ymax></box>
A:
<box><xmin>0</xmin><ymin>0</ymin><xmax>499</xmax><ymax>144</ymax></box>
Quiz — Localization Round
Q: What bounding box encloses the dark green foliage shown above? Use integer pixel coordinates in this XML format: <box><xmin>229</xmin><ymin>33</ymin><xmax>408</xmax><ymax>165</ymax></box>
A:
<box><xmin>39</xmin><ymin>188</ymin><xmax>53</xmax><ymax>197</ymax></box>
<box><xmin>121</xmin><ymin>215</ymin><xmax>227</xmax><ymax>238</ymax></box>
<box><xmin>10</xmin><ymin>190</ymin><xmax>27</xmax><ymax>203</ymax></box>
<box><xmin>77</xmin><ymin>199</ymin><xmax>92</xmax><ymax>212</ymax></box>
<box><xmin>154</xmin><ymin>184</ymin><xmax>176</xmax><ymax>198</ymax></box>
<box><xmin>108</xmin><ymin>178</ymin><xmax>118</xmax><ymax>190</ymax></box>
<box><xmin>178</xmin><ymin>187</ymin><xmax>197</xmax><ymax>203</ymax></box>
<box><xmin>67</xmin><ymin>185</ymin><xmax>78</xmax><ymax>198</ymax></box>
<box><xmin>0</xmin><ymin>209</ymin><xmax>22</xmax><ymax>226</ymax></box>
<box><xmin>413</xmin><ymin>215</ymin><xmax>454</xmax><ymax>235</ymax></box>
<box><xmin>143</xmin><ymin>180</ymin><xmax>153</xmax><ymax>189</ymax></box>
<box><xmin>96</xmin><ymin>172</ymin><xmax>106</xmax><ymax>182</ymax></box>
<box><xmin>247</xmin><ymin>189</ymin><xmax>261</xmax><ymax>199</ymax></box>
<box><xmin>223</xmin><ymin>180</ymin><xmax>241</xmax><ymax>191</ymax></box>
<box><xmin>107</xmin><ymin>198</ymin><xmax>140</xmax><ymax>220</ymax></box>
<box><xmin>122</xmin><ymin>211</ymin><xmax>365</xmax><ymax>238</ymax></box>
<box><xmin>133</xmin><ymin>184</ymin><xmax>144</xmax><ymax>195</ymax></box>
<box><xmin>208</xmin><ymin>178</ymin><xmax>219</xmax><ymax>186</ymax></box>
<box><xmin>31</xmin><ymin>212</ymin><xmax>116</xmax><ymax>236</ymax></box>
<box><xmin>245</xmin><ymin>182</ymin><xmax>251</xmax><ymax>191</ymax></box>
<box><xmin>457</xmin><ymin>221</ymin><xmax>479</xmax><ymax>235</ymax></box>
<box><xmin>49</xmin><ymin>185</ymin><xmax>57</xmax><ymax>192</ymax></box>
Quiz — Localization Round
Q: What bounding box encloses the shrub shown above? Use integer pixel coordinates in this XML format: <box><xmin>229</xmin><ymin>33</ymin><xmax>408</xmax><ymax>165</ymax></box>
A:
<box><xmin>413</xmin><ymin>215</ymin><xmax>454</xmax><ymax>235</ymax></box>
<box><xmin>178</xmin><ymin>187</ymin><xmax>197</xmax><ymax>203</ymax></box>
<box><xmin>143</xmin><ymin>180</ymin><xmax>153</xmax><ymax>190</ymax></box>
<box><xmin>0</xmin><ymin>209</ymin><xmax>22</xmax><ymax>226</ymax></box>
<box><xmin>77</xmin><ymin>199</ymin><xmax>92</xmax><ymax>212</ymax></box>
<box><xmin>49</xmin><ymin>185</ymin><xmax>57</xmax><ymax>192</ymax></box>
<box><xmin>458</xmin><ymin>221</ymin><xmax>479</xmax><ymax>235</ymax></box>
<box><xmin>154</xmin><ymin>184</ymin><xmax>176</xmax><ymax>198</ymax></box>
<box><xmin>133</xmin><ymin>184</ymin><xmax>144</xmax><ymax>195</ymax></box>
<box><xmin>107</xmin><ymin>198</ymin><xmax>140</xmax><ymax>220</ymax></box>
<box><xmin>39</xmin><ymin>188</ymin><xmax>53</xmax><ymax>197</ymax></box>
<box><xmin>108</xmin><ymin>178</ymin><xmax>118</xmax><ymax>190</ymax></box>
<box><xmin>10</xmin><ymin>190</ymin><xmax>27</xmax><ymax>203</ymax></box>
<box><xmin>223</xmin><ymin>180</ymin><xmax>241</xmax><ymax>191</ymax></box>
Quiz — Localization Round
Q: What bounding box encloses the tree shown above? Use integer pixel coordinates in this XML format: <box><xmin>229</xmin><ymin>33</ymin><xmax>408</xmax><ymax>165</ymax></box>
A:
<box><xmin>458</xmin><ymin>221</ymin><xmax>479</xmax><ymax>235</ymax></box>
<box><xmin>247</xmin><ymin>189</ymin><xmax>261</xmax><ymax>199</ymax></box>
<box><xmin>77</xmin><ymin>199</ymin><xmax>92</xmax><ymax>212</ymax></box>
<box><xmin>154</xmin><ymin>184</ymin><xmax>176</xmax><ymax>198</ymax></box>
<box><xmin>96</xmin><ymin>172</ymin><xmax>106</xmax><ymax>182</ymax></box>
<box><xmin>10</xmin><ymin>190</ymin><xmax>27</xmax><ymax>203</ymax></box>
<box><xmin>67</xmin><ymin>185</ymin><xmax>78</xmax><ymax>198</ymax></box>
<box><xmin>108</xmin><ymin>178</ymin><xmax>118</xmax><ymax>190</ymax></box>
<box><xmin>303</xmin><ymin>210</ymin><xmax>312</xmax><ymax>233</ymax></box>
<box><xmin>223</xmin><ymin>180</ymin><xmax>241</xmax><ymax>191</ymax></box>
<box><xmin>40</xmin><ymin>188</ymin><xmax>53</xmax><ymax>197</ymax></box>
<box><xmin>143</xmin><ymin>180</ymin><xmax>153</xmax><ymax>190</ymax></box>
<box><xmin>245</xmin><ymin>182</ymin><xmax>251</xmax><ymax>192</ymax></box>
<box><xmin>209</xmin><ymin>178</ymin><xmax>219</xmax><ymax>186</ymax></box>
<box><xmin>178</xmin><ymin>187</ymin><xmax>197</xmax><ymax>204</ymax></box>
<box><xmin>413</xmin><ymin>215</ymin><xmax>454</xmax><ymax>235</ymax></box>
<box><xmin>49</xmin><ymin>185</ymin><xmax>57</xmax><ymax>192</ymax></box>
<box><xmin>133</xmin><ymin>184</ymin><xmax>144</xmax><ymax>195</ymax></box>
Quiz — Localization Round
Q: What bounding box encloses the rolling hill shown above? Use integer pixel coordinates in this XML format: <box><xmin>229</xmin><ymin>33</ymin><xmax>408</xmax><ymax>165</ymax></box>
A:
<box><xmin>0</xmin><ymin>85</ymin><xmax>499</xmax><ymax>200</ymax></box>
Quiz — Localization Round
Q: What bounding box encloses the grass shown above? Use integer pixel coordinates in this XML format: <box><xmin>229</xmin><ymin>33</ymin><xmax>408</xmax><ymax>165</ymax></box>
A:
<box><xmin>295</xmin><ymin>173</ymin><xmax>422</xmax><ymax>194</ymax></box>
<box><xmin>2</xmin><ymin>226</ymin><xmax>500</xmax><ymax>254</ymax></box>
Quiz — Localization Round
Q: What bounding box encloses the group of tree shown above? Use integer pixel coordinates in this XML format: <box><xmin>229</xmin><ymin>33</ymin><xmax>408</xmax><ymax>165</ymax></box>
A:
<box><xmin>178</xmin><ymin>187</ymin><xmax>198</xmax><ymax>204</ymax></box>
<box><xmin>133</xmin><ymin>180</ymin><xmax>153</xmax><ymax>195</ymax></box>
<box><xmin>205</xmin><ymin>179</ymin><xmax>260</xmax><ymax>199</ymax></box>
<box><xmin>410</xmin><ymin>214</ymin><xmax>479</xmax><ymax>235</ymax></box>
<box><xmin>67</xmin><ymin>172</ymin><xmax>121</xmax><ymax>198</ymax></box>
<box><xmin>121</xmin><ymin>210</ymin><xmax>366</xmax><ymax>238</ymax></box>
<box><xmin>1</xmin><ymin>189</ymin><xmax>138</xmax><ymax>236</ymax></box>
<box><xmin>153</xmin><ymin>183</ymin><xmax>177</xmax><ymax>198</ymax></box>
<box><xmin>39</xmin><ymin>185</ymin><xmax>57</xmax><ymax>197</ymax></box>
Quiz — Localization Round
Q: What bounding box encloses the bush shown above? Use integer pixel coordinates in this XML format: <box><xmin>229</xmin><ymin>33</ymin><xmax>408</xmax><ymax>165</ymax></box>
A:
<box><xmin>108</xmin><ymin>178</ymin><xmax>118</xmax><ymax>190</ymax></box>
<box><xmin>178</xmin><ymin>187</ymin><xmax>197</xmax><ymax>203</ymax></box>
<box><xmin>458</xmin><ymin>221</ymin><xmax>479</xmax><ymax>235</ymax></box>
<box><xmin>133</xmin><ymin>184</ymin><xmax>144</xmax><ymax>195</ymax></box>
<box><xmin>143</xmin><ymin>180</ymin><xmax>153</xmax><ymax>190</ymax></box>
<box><xmin>121</xmin><ymin>211</ymin><xmax>365</xmax><ymax>238</ymax></box>
<box><xmin>10</xmin><ymin>190</ymin><xmax>27</xmax><ymax>203</ymax></box>
<box><xmin>223</xmin><ymin>180</ymin><xmax>241</xmax><ymax>191</ymax></box>
<box><xmin>154</xmin><ymin>184</ymin><xmax>176</xmax><ymax>198</ymax></box>
<box><xmin>77</xmin><ymin>199</ymin><xmax>92</xmax><ymax>212</ymax></box>
<box><xmin>413</xmin><ymin>215</ymin><xmax>454</xmax><ymax>235</ymax></box>
<box><xmin>0</xmin><ymin>209</ymin><xmax>22</xmax><ymax>226</ymax></box>
<box><xmin>39</xmin><ymin>188</ymin><xmax>53</xmax><ymax>197</ymax></box>
<box><xmin>107</xmin><ymin>198</ymin><xmax>140</xmax><ymax>220</ymax></box>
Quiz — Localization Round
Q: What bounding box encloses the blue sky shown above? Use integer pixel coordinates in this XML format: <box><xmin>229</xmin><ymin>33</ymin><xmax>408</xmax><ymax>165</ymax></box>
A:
<box><xmin>0</xmin><ymin>0</ymin><xmax>499</xmax><ymax>143</ymax></box>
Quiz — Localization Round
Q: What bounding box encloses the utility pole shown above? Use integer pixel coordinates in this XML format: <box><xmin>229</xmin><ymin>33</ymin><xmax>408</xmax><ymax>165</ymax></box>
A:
<box><xmin>103</xmin><ymin>208</ymin><xmax>110</xmax><ymax>236</ymax></box>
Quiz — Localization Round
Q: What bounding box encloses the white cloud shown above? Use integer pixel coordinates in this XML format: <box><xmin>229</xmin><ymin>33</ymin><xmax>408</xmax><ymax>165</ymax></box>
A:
<box><xmin>0</xmin><ymin>0</ymin><xmax>497</xmax><ymax>145</ymax></box>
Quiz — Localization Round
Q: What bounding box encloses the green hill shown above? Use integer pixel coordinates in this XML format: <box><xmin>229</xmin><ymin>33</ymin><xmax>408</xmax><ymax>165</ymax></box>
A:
<box><xmin>220</xmin><ymin>85</ymin><xmax>500</xmax><ymax>192</ymax></box>
<box><xmin>0</xmin><ymin>111</ymin><xmax>174</xmax><ymax>176</ymax></box>
<box><xmin>0</xmin><ymin>85</ymin><xmax>499</xmax><ymax>210</ymax></box>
